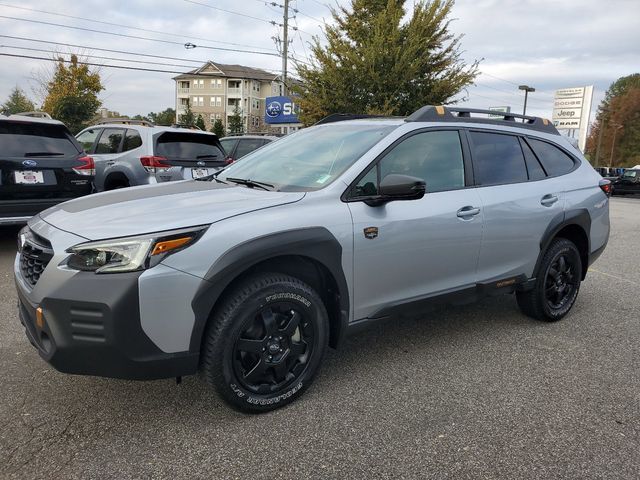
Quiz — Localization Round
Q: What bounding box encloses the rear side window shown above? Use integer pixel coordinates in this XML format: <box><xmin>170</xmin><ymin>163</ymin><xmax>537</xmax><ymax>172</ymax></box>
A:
<box><xmin>155</xmin><ymin>132</ymin><xmax>223</xmax><ymax>160</ymax></box>
<box><xmin>95</xmin><ymin>128</ymin><xmax>125</xmax><ymax>154</ymax></box>
<box><xmin>220</xmin><ymin>138</ymin><xmax>239</xmax><ymax>156</ymax></box>
<box><xmin>0</xmin><ymin>121</ymin><xmax>79</xmax><ymax>157</ymax></box>
<box><xmin>527</xmin><ymin>139</ymin><xmax>575</xmax><ymax>176</ymax></box>
<box><xmin>235</xmin><ymin>138</ymin><xmax>267</xmax><ymax>159</ymax></box>
<box><xmin>123</xmin><ymin>130</ymin><xmax>143</xmax><ymax>152</ymax></box>
<box><xmin>76</xmin><ymin>128</ymin><xmax>101</xmax><ymax>153</ymax></box>
<box><xmin>470</xmin><ymin>131</ymin><xmax>528</xmax><ymax>185</ymax></box>
<box><xmin>520</xmin><ymin>139</ymin><xmax>547</xmax><ymax>181</ymax></box>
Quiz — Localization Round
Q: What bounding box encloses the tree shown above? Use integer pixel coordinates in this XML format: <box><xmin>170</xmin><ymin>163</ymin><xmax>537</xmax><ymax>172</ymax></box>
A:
<box><xmin>195</xmin><ymin>114</ymin><xmax>206</xmax><ymax>131</ymax></box>
<box><xmin>211</xmin><ymin>119</ymin><xmax>225</xmax><ymax>138</ymax></box>
<box><xmin>227</xmin><ymin>105</ymin><xmax>244</xmax><ymax>135</ymax></box>
<box><xmin>179</xmin><ymin>102</ymin><xmax>196</xmax><ymax>127</ymax></box>
<box><xmin>586</xmin><ymin>74</ymin><xmax>640</xmax><ymax>167</ymax></box>
<box><xmin>41</xmin><ymin>55</ymin><xmax>103</xmax><ymax>133</ymax></box>
<box><xmin>148</xmin><ymin>108</ymin><xmax>176</xmax><ymax>126</ymax></box>
<box><xmin>292</xmin><ymin>0</ymin><xmax>478</xmax><ymax>125</ymax></box>
<box><xmin>1</xmin><ymin>87</ymin><xmax>35</xmax><ymax>115</ymax></box>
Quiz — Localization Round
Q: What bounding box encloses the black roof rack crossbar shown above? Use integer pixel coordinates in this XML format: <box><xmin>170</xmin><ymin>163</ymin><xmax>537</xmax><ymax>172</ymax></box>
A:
<box><xmin>314</xmin><ymin>113</ymin><xmax>391</xmax><ymax>125</ymax></box>
<box><xmin>405</xmin><ymin>105</ymin><xmax>559</xmax><ymax>135</ymax></box>
<box><xmin>94</xmin><ymin>118</ymin><xmax>155</xmax><ymax>127</ymax></box>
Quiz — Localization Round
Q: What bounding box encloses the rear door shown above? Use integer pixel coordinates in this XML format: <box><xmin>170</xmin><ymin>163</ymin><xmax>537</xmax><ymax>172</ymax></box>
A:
<box><xmin>153</xmin><ymin>131</ymin><xmax>226</xmax><ymax>179</ymax></box>
<box><xmin>0</xmin><ymin>120</ymin><xmax>92</xmax><ymax>216</ymax></box>
<box><xmin>469</xmin><ymin>130</ymin><xmax>567</xmax><ymax>282</ymax></box>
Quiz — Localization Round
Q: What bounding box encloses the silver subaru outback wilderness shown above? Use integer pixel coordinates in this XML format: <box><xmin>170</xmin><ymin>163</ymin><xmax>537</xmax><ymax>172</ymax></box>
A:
<box><xmin>15</xmin><ymin>106</ymin><xmax>610</xmax><ymax>412</ymax></box>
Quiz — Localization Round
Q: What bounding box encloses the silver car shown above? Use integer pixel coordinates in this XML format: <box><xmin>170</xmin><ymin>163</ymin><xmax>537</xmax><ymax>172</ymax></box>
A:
<box><xmin>75</xmin><ymin>120</ymin><xmax>226</xmax><ymax>191</ymax></box>
<box><xmin>15</xmin><ymin>106</ymin><xmax>610</xmax><ymax>412</ymax></box>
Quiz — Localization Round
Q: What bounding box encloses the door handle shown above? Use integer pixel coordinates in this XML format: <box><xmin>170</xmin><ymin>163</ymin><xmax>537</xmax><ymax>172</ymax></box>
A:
<box><xmin>457</xmin><ymin>206</ymin><xmax>481</xmax><ymax>218</ymax></box>
<box><xmin>540</xmin><ymin>194</ymin><xmax>559</xmax><ymax>207</ymax></box>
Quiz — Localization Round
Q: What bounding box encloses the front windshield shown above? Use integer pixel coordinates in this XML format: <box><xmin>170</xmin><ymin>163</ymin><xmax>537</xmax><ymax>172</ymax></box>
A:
<box><xmin>218</xmin><ymin>123</ymin><xmax>395</xmax><ymax>191</ymax></box>
<box><xmin>622</xmin><ymin>170</ymin><xmax>637</xmax><ymax>178</ymax></box>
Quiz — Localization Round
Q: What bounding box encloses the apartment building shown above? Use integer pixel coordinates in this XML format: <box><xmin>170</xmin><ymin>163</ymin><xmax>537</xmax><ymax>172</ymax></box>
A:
<box><xmin>173</xmin><ymin>61</ymin><xmax>286</xmax><ymax>133</ymax></box>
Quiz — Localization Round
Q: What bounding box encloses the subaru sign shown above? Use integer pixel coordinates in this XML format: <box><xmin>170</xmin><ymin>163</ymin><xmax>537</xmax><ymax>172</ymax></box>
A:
<box><xmin>264</xmin><ymin>96</ymin><xmax>299</xmax><ymax>124</ymax></box>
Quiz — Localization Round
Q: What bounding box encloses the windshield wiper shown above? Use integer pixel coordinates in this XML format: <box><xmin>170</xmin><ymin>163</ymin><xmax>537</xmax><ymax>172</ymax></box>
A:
<box><xmin>196</xmin><ymin>154</ymin><xmax>218</xmax><ymax>159</ymax></box>
<box><xmin>24</xmin><ymin>152</ymin><xmax>64</xmax><ymax>157</ymax></box>
<box><xmin>226</xmin><ymin>177</ymin><xmax>274</xmax><ymax>191</ymax></box>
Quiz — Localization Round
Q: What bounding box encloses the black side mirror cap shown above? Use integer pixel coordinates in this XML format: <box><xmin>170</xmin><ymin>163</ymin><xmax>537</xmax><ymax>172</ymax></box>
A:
<box><xmin>364</xmin><ymin>174</ymin><xmax>426</xmax><ymax>206</ymax></box>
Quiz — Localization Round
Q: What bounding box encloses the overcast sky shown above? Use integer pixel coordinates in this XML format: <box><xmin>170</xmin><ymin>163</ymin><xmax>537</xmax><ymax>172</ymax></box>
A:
<box><xmin>0</xmin><ymin>0</ymin><xmax>639</xmax><ymax>123</ymax></box>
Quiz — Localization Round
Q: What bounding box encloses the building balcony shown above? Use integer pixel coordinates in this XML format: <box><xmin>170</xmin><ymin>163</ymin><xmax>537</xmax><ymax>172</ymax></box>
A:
<box><xmin>227</xmin><ymin>87</ymin><xmax>242</xmax><ymax>97</ymax></box>
<box><xmin>178</xmin><ymin>87</ymin><xmax>190</xmax><ymax>95</ymax></box>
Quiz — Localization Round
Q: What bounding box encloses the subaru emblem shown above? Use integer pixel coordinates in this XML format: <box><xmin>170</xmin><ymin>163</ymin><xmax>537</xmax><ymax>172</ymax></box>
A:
<box><xmin>197</xmin><ymin>161</ymin><xmax>205</xmax><ymax>167</ymax></box>
<box><xmin>22</xmin><ymin>159</ymin><xmax>38</xmax><ymax>167</ymax></box>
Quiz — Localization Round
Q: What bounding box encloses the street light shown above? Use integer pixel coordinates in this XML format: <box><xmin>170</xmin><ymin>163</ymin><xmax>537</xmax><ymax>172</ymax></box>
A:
<box><xmin>519</xmin><ymin>85</ymin><xmax>536</xmax><ymax>118</ymax></box>
<box><xmin>609</xmin><ymin>123</ymin><xmax>623</xmax><ymax>168</ymax></box>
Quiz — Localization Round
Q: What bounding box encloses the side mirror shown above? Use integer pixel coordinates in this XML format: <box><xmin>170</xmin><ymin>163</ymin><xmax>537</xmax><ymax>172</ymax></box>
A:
<box><xmin>364</xmin><ymin>174</ymin><xmax>426</xmax><ymax>206</ymax></box>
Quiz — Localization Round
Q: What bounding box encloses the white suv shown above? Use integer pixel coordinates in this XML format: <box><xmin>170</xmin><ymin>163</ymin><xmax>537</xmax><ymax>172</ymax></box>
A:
<box><xmin>76</xmin><ymin>120</ymin><xmax>226</xmax><ymax>191</ymax></box>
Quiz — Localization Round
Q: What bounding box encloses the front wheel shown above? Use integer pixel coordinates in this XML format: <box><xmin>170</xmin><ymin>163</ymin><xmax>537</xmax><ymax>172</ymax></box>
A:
<box><xmin>516</xmin><ymin>238</ymin><xmax>582</xmax><ymax>322</ymax></box>
<box><xmin>200</xmin><ymin>272</ymin><xmax>329</xmax><ymax>413</ymax></box>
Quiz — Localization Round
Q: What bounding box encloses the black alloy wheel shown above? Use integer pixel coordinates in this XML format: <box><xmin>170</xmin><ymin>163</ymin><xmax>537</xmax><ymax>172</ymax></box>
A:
<box><xmin>544</xmin><ymin>252</ymin><xmax>578</xmax><ymax>310</ymax></box>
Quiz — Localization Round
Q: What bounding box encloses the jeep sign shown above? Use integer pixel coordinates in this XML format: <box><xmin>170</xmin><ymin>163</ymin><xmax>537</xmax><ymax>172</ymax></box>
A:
<box><xmin>264</xmin><ymin>96</ymin><xmax>300</xmax><ymax>124</ymax></box>
<box><xmin>552</xmin><ymin>85</ymin><xmax>593</xmax><ymax>152</ymax></box>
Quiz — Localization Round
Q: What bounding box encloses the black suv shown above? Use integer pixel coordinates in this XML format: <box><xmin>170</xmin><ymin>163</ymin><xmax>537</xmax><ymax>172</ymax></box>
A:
<box><xmin>0</xmin><ymin>115</ymin><xmax>94</xmax><ymax>225</ymax></box>
<box><xmin>611</xmin><ymin>169</ymin><xmax>640</xmax><ymax>195</ymax></box>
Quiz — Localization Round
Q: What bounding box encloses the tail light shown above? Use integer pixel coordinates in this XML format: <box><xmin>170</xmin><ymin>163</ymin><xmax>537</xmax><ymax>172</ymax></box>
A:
<box><xmin>140</xmin><ymin>156</ymin><xmax>171</xmax><ymax>173</ymax></box>
<box><xmin>225</xmin><ymin>157</ymin><xmax>234</xmax><ymax>165</ymax></box>
<box><xmin>599</xmin><ymin>179</ymin><xmax>612</xmax><ymax>197</ymax></box>
<box><xmin>72</xmin><ymin>156</ymin><xmax>95</xmax><ymax>176</ymax></box>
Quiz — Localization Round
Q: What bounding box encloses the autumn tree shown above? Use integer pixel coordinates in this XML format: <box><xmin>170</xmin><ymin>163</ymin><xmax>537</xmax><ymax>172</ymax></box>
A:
<box><xmin>1</xmin><ymin>87</ymin><xmax>35</xmax><ymax>115</ymax></box>
<box><xmin>41</xmin><ymin>55</ymin><xmax>103</xmax><ymax>133</ymax></box>
<box><xmin>586</xmin><ymin>74</ymin><xmax>640</xmax><ymax>167</ymax></box>
<box><xmin>292</xmin><ymin>0</ymin><xmax>478</xmax><ymax>124</ymax></box>
<box><xmin>211</xmin><ymin>119</ymin><xmax>225</xmax><ymax>138</ymax></box>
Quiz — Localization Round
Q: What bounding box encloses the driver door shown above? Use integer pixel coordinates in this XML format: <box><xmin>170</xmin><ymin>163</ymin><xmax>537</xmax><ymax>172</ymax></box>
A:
<box><xmin>346</xmin><ymin>129</ymin><xmax>483</xmax><ymax>320</ymax></box>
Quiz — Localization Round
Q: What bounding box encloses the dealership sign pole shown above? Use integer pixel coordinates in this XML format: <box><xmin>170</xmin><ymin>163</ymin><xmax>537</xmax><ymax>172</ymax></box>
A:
<box><xmin>552</xmin><ymin>86</ymin><xmax>594</xmax><ymax>152</ymax></box>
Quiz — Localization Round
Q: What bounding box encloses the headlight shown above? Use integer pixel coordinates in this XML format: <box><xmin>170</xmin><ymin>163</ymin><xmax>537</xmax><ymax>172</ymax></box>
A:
<box><xmin>66</xmin><ymin>226</ymin><xmax>206</xmax><ymax>273</ymax></box>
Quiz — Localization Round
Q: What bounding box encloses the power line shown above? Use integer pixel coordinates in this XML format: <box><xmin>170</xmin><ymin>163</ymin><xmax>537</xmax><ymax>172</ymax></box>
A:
<box><xmin>182</xmin><ymin>0</ymin><xmax>275</xmax><ymax>25</ymax></box>
<box><xmin>0</xmin><ymin>2</ymin><xmax>278</xmax><ymax>53</ymax></box>
<box><xmin>0</xmin><ymin>15</ymin><xmax>281</xmax><ymax>57</ymax></box>
<box><xmin>0</xmin><ymin>34</ymin><xmax>285</xmax><ymax>75</ymax></box>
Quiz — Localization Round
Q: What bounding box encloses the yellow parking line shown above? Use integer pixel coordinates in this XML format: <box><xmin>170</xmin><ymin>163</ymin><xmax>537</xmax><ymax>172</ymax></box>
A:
<box><xmin>588</xmin><ymin>268</ymin><xmax>640</xmax><ymax>286</ymax></box>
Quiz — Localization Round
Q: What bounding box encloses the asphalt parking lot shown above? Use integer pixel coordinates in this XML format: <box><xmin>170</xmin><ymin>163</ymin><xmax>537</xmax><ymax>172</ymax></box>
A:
<box><xmin>0</xmin><ymin>198</ymin><xmax>638</xmax><ymax>479</ymax></box>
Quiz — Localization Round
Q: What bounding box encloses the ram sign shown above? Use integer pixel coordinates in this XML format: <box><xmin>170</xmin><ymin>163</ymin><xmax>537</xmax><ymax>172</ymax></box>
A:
<box><xmin>552</xmin><ymin>86</ymin><xmax>594</xmax><ymax>152</ymax></box>
<box><xmin>264</xmin><ymin>96</ymin><xmax>300</xmax><ymax>124</ymax></box>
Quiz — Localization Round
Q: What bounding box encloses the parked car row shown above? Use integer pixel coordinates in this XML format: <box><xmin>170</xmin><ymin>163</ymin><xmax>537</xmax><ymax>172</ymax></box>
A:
<box><xmin>1</xmin><ymin>115</ymin><xmax>276</xmax><ymax>224</ymax></box>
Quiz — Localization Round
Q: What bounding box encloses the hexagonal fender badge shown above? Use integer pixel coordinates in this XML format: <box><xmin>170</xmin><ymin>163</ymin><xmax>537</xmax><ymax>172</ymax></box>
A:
<box><xmin>363</xmin><ymin>226</ymin><xmax>378</xmax><ymax>239</ymax></box>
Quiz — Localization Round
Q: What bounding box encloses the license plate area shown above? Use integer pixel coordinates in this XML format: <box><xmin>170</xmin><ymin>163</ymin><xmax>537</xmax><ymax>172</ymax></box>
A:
<box><xmin>191</xmin><ymin>168</ymin><xmax>209</xmax><ymax>179</ymax></box>
<box><xmin>14</xmin><ymin>170</ymin><xmax>45</xmax><ymax>184</ymax></box>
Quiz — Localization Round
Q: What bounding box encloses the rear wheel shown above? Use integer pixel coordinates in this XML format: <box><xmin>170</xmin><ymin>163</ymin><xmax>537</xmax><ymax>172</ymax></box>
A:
<box><xmin>200</xmin><ymin>272</ymin><xmax>329</xmax><ymax>413</ymax></box>
<box><xmin>516</xmin><ymin>238</ymin><xmax>582</xmax><ymax>321</ymax></box>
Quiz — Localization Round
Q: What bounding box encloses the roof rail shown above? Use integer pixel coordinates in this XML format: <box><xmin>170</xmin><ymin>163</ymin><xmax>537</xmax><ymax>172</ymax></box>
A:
<box><xmin>94</xmin><ymin>118</ymin><xmax>155</xmax><ymax>127</ymax></box>
<box><xmin>14</xmin><ymin>111</ymin><xmax>52</xmax><ymax>119</ymax></box>
<box><xmin>314</xmin><ymin>113</ymin><xmax>392</xmax><ymax>125</ymax></box>
<box><xmin>405</xmin><ymin>105</ymin><xmax>559</xmax><ymax>135</ymax></box>
<box><xmin>170</xmin><ymin>123</ymin><xmax>204</xmax><ymax>131</ymax></box>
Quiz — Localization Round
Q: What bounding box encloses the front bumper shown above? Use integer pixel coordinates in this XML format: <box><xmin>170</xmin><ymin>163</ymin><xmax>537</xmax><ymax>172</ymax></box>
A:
<box><xmin>16</xmin><ymin>269</ymin><xmax>199</xmax><ymax>380</ymax></box>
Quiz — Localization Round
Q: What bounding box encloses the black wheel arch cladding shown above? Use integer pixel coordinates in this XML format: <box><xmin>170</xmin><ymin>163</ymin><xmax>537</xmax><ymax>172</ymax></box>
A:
<box><xmin>189</xmin><ymin>227</ymin><xmax>349</xmax><ymax>353</ymax></box>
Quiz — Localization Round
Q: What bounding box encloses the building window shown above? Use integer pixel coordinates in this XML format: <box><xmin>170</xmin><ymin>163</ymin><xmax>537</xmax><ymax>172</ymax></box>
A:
<box><xmin>193</xmin><ymin>79</ymin><xmax>204</xmax><ymax>89</ymax></box>
<box><xmin>192</xmin><ymin>96</ymin><xmax>203</xmax><ymax>107</ymax></box>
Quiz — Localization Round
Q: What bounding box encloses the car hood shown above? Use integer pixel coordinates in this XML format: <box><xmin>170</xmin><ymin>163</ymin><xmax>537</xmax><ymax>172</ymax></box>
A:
<box><xmin>37</xmin><ymin>180</ymin><xmax>305</xmax><ymax>240</ymax></box>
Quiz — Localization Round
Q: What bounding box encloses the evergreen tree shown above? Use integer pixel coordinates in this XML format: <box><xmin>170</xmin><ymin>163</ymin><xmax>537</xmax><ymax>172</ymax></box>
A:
<box><xmin>212</xmin><ymin>119</ymin><xmax>225</xmax><ymax>138</ymax></box>
<box><xmin>1</xmin><ymin>87</ymin><xmax>35</xmax><ymax>115</ymax></box>
<box><xmin>292</xmin><ymin>0</ymin><xmax>478</xmax><ymax>124</ymax></box>
<box><xmin>195</xmin><ymin>114</ymin><xmax>206</xmax><ymax>130</ymax></box>
<box><xmin>179</xmin><ymin>102</ymin><xmax>196</xmax><ymax>127</ymax></box>
<box><xmin>227</xmin><ymin>105</ymin><xmax>245</xmax><ymax>135</ymax></box>
<box><xmin>41</xmin><ymin>55</ymin><xmax>103</xmax><ymax>133</ymax></box>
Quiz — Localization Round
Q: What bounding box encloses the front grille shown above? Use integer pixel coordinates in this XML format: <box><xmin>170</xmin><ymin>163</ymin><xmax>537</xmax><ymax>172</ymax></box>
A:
<box><xmin>19</xmin><ymin>229</ymin><xmax>54</xmax><ymax>287</ymax></box>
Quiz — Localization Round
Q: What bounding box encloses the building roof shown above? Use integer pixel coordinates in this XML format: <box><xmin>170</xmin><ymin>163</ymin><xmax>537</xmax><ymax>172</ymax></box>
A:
<box><xmin>173</xmin><ymin>61</ymin><xmax>280</xmax><ymax>82</ymax></box>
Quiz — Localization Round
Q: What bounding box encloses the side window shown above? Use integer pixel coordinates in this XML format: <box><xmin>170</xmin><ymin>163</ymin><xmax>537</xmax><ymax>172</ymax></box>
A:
<box><xmin>220</xmin><ymin>138</ymin><xmax>238</xmax><ymax>156</ymax></box>
<box><xmin>527</xmin><ymin>139</ymin><xmax>575</xmax><ymax>176</ymax></box>
<box><xmin>376</xmin><ymin>130</ymin><xmax>465</xmax><ymax>193</ymax></box>
<box><xmin>353</xmin><ymin>166</ymin><xmax>379</xmax><ymax>197</ymax></box>
<box><xmin>122</xmin><ymin>129</ymin><xmax>143</xmax><ymax>152</ymax></box>
<box><xmin>235</xmin><ymin>138</ymin><xmax>266</xmax><ymax>159</ymax></box>
<box><xmin>95</xmin><ymin>128</ymin><xmax>125</xmax><ymax>154</ymax></box>
<box><xmin>520</xmin><ymin>139</ymin><xmax>547</xmax><ymax>181</ymax></box>
<box><xmin>469</xmin><ymin>131</ymin><xmax>528</xmax><ymax>185</ymax></box>
<box><xmin>76</xmin><ymin>129</ymin><xmax>101</xmax><ymax>153</ymax></box>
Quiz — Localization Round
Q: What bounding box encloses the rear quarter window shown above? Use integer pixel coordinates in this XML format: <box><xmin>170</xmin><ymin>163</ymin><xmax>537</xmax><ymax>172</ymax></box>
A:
<box><xmin>0</xmin><ymin>121</ymin><xmax>79</xmax><ymax>157</ymax></box>
<box><xmin>527</xmin><ymin>139</ymin><xmax>576</xmax><ymax>176</ymax></box>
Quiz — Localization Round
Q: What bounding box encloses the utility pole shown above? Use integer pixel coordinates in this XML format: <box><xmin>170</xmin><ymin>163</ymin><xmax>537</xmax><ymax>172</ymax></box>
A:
<box><xmin>519</xmin><ymin>85</ymin><xmax>535</xmax><ymax>120</ymax></box>
<box><xmin>282</xmin><ymin>0</ymin><xmax>290</xmax><ymax>96</ymax></box>
<box><xmin>594</xmin><ymin>110</ymin><xmax>607</xmax><ymax>166</ymax></box>
<box><xmin>609</xmin><ymin>123</ymin><xmax>623</xmax><ymax>168</ymax></box>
